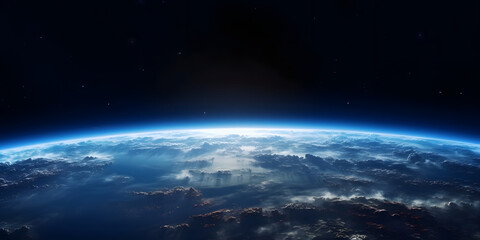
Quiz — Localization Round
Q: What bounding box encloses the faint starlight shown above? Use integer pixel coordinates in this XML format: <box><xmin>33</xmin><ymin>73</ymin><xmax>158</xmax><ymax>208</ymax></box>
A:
<box><xmin>417</xmin><ymin>32</ymin><xmax>424</xmax><ymax>40</ymax></box>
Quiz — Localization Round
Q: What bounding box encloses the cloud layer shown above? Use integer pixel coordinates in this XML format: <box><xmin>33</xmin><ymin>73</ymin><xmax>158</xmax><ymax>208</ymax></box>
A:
<box><xmin>0</xmin><ymin>129</ymin><xmax>479</xmax><ymax>239</ymax></box>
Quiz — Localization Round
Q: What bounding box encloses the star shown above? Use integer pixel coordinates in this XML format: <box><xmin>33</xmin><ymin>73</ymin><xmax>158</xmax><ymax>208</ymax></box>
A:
<box><xmin>417</xmin><ymin>32</ymin><xmax>424</xmax><ymax>39</ymax></box>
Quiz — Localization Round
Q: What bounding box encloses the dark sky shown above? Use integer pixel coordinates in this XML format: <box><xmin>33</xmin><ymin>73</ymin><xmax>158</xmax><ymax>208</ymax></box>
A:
<box><xmin>1</xmin><ymin>0</ymin><xmax>479</xmax><ymax>143</ymax></box>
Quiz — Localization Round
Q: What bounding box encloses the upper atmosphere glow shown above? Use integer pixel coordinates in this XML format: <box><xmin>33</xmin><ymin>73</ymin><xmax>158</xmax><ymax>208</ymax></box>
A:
<box><xmin>1</xmin><ymin>120</ymin><xmax>479</xmax><ymax>151</ymax></box>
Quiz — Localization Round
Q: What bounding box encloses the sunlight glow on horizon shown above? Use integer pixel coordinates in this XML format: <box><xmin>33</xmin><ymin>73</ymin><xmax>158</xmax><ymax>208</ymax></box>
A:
<box><xmin>2</xmin><ymin>125</ymin><xmax>479</xmax><ymax>153</ymax></box>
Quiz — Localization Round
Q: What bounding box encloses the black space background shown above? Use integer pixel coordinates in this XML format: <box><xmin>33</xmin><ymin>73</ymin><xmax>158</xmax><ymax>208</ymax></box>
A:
<box><xmin>1</xmin><ymin>0</ymin><xmax>479</xmax><ymax>143</ymax></box>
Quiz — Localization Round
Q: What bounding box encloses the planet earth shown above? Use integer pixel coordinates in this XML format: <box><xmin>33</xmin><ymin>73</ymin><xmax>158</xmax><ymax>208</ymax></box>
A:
<box><xmin>1</xmin><ymin>128</ymin><xmax>480</xmax><ymax>240</ymax></box>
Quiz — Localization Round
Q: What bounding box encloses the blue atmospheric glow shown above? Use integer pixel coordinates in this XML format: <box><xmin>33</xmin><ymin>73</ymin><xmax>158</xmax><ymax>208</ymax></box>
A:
<box><xmin>1</xmin><ymin>119</ymin><xmax>479</xmax><ymax>150</ymax></box>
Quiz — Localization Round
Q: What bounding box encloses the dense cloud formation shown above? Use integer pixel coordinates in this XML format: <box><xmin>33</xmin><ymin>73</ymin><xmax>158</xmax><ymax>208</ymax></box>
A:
<box><xmin>252</xmin><ymin>153</ymin><xmax>480</xmax><ymax>205</ymax></box>
<box><xmin>120</xmin><ymin>187</ymin><xmax>213</xmax><ymax>228</ymax></box>
<box><xmin>0</xmin><ymin>156</ymin><xmax>111</xmax><ymax>200</ymax></box>
<box><xmin>0</xmin><ymin>129</ymin><xmax>480</xmax><ymax>239</ymax></box>
<box><xmin>0</xmin><ymin>225</ymin><xmax>31</xmax><ymax>240</ymax></box>
<box><xmin>130</xmin><ymin>186</ymin><xmax>208</xmax><ymax>212</ymax></box>
<box><xmin>160</xmin><ymin>196</ymin><xmax>478</xmax><ymax>240</ymax></box>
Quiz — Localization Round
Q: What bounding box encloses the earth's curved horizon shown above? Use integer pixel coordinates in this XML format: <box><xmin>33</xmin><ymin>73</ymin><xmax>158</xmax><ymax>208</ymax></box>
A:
<box><xmin>2</xmin><ymin>126</ymin><xmax>479</xmax><ymax>153</ymax></box>
<box><xmin>1</xmin><ymin>128</ymin><xmax>480</xmax><ymax>239</ymax></box>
